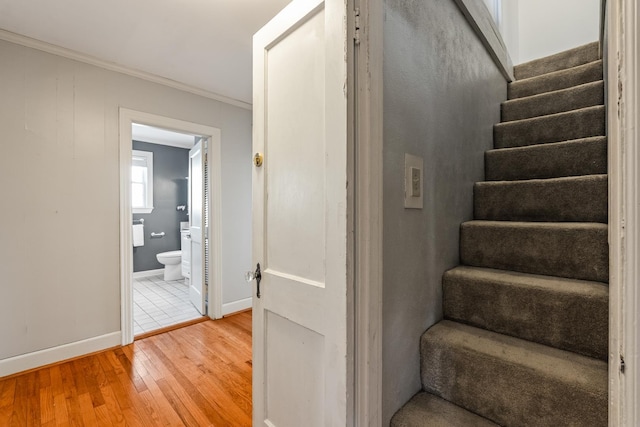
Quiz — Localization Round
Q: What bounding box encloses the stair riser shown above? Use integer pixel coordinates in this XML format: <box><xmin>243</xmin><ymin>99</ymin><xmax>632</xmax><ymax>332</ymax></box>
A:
<box><xmin>494</xmin><ymin>106</ymin><xmax>605</xmax><ymax>149</ymax></box>
<box><xmin>443</xmin><ymin>270</ymin><xmax>608</xmax><ymax>360</ymax></box>
<box><xmin>485</xmin><ymin>137</ymin><xmax>607</xmax><ymax>181</ymax></box>
<box><xmin>502</xmin><ymin>81</ymin><xmax>604</xmax><ymax>122</ymax></box>
<box><xmin>514</xmin><ymin>42</ymin><xmax>600</xmax><ymax>80</ymax></box>
<box><xmin>509</xmin><ymin>60</ymin><xmax>603</xmax><ymax>99</ymax></box>
<box><xmin>474</xmin><ymin>175</ymin><xmax>608</xmax><ymax>223</ymax></box>
<box><xmin>421</xmin><ymin>330</ymin><xmax>608</xmax><ymax>426</ymax></box>
<box><xmin>460</xmin><ymin>223</ymin><xmax>609</xmax><ymax>282</ymax></box>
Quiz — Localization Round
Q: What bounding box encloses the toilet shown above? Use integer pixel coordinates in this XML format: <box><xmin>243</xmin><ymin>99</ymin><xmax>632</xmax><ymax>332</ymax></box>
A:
<box><xmin>156</xmin><ymin>250</ymin><xmax>182</xmax><ymax>281</ymax></box>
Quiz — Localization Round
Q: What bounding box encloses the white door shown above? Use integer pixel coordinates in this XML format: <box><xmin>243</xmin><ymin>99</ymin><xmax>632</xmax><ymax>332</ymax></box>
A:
<box><xmin>252</xmin><ymin>0</ymin><xmax>351</xmax><ymax>425</ymax></box>
<box><xmin>188</xmin><ymin>139</ymin><xmax>206</xmax><ymax>315</ymax></box>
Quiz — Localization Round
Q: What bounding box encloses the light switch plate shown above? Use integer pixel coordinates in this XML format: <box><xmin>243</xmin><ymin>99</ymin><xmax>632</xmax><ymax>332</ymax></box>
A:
<box><xmin>404</xmin><ymin>153</ymin><xmax>423</xmax><ymax>209</ymax></box>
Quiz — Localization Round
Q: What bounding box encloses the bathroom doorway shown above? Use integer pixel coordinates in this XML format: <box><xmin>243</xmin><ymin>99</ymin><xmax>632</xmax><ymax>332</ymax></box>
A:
<box><xmin>119</xmin><ymin>109</ymin><xmax>222</xmax><ymax>345</ymax></box>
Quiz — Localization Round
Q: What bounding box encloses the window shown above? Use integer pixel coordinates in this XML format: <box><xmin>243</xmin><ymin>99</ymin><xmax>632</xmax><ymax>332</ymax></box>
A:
<box><xmin>132</xmin><ymin>150</ymin><xmax>154</xmax><ymax>214</ymax></box>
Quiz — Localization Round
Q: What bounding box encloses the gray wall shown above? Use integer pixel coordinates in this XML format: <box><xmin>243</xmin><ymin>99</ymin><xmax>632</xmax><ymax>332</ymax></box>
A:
<box><xmin>132</xmin><ymin>141</ymin><xmax>189</xmax><ymax>272</ymax></box>
<box><xmin>382</xmin><ymin>0</ymin><xmax>507</xmax><ymax>423</ymax></box>
<box><xmin>0</xmin><ymin>38</ymin><xmax>252</xmax><ymax>362</ymax></box>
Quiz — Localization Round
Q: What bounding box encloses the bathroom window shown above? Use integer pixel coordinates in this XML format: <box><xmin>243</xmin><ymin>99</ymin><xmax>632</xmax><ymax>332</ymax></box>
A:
<box><xmin>132</xmin><ymin>150</ymin><xmax>154</xmax><ymax>214</ymax></box>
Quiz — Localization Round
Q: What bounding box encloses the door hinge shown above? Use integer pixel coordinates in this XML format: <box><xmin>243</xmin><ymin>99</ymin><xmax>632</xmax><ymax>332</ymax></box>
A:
<box><xmin>354</xmin><ymin>8</ymin><xmax>361</xmax><ymax>45</ymax></box>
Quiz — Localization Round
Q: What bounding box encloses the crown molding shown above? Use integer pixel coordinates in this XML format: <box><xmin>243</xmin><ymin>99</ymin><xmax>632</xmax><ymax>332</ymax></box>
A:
<box><xmin>0</xmin><ymin>28</ymin><xmax>252</xmax><ymax>110</ymax></box>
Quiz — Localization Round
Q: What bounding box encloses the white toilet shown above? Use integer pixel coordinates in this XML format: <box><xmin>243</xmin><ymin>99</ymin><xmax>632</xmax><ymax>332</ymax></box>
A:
<box><xmin>156</xmin><ymin>250</ymin><xmax>182</xmax><ymax>281</ymax></box>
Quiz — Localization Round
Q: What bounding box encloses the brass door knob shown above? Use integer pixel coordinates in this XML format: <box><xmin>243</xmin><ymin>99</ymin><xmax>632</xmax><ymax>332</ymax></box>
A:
<box><xmin>254</xmin><ymin>152</ymin><xmax>263</xmax><ymax>167</ymax></box>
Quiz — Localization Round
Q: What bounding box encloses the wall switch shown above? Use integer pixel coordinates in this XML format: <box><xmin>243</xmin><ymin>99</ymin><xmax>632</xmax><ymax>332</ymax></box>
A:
<box><xmin>410</xmin><ymin>167</ymin><xmax>421</xmax><ymax>197</ymax></box>
<box><xmin>404</xmin><ymin>154</ymin><xmax>423</xmax><ymax>209</ymax></box>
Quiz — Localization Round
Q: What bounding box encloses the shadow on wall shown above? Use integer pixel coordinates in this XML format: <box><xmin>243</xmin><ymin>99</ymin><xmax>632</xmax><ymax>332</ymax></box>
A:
<box><xmin>132</xmin><ymin>140</ymin><xmax>189</xmax><ymax>272</ymax></box>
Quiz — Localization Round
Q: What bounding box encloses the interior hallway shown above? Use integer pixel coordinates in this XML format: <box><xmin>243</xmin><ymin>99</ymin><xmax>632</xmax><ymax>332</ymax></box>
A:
<box><xmin>0</xmin><ymin>312</ymin><xmax>252</xmax><ymax>426</ymax></box>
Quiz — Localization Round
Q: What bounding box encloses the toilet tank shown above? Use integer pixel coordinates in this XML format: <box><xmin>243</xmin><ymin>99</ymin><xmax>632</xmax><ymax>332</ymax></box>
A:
<box><xmin>181</xmin><ymin>230</ymin><xmax>191</xmax><ymax>278</ymax></box>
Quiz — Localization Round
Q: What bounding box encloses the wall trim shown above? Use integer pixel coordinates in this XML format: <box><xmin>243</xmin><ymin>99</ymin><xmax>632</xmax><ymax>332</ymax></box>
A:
<box><xmin>354</xmin><ymin>0</ymin><xmax>384</xmax><ymax>424</ymax></box>
<box><xmin>132</xmin><ymin>269</ymin><xmax>165</xmax><ymax>279</ymax></box>
<box><xmin>222</xmin><ymin>297</ymin><xmax>253</xmax><ymax>316</ymax></box>
<box><xmin>0</xmin><ymin>332</ymin><xmax>120</xmax><ymax>378</ymax></box>
<box><xmin>0</xmin><ymin>28</ymin><xmax>252</xmax><ymax>111</ymax></box>
<box><xmin>453</xmin><ymin>0</ymin><xmax>515</xmax><ymax>81</ymax></box>
<box><xmin>208</xmin><ymin>132</ymin><xmax>224</xmax><ymax>320</ymax></box>
<box><xmin>607</xmin><ymin>0</ymin><xmax>639</xmax><ymax>425</ymax></box>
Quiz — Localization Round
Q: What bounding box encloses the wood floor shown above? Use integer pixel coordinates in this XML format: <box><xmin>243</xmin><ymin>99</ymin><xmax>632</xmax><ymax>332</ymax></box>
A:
<box><xmin>0</xmin><ymin>311</ymin><xmax>252</xmax><ymax>426</ymax></box>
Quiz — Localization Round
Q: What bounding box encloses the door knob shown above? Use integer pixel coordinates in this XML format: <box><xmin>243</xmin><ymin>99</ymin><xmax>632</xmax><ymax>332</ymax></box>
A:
<box><xmin>254</xmin><ymin>152</ymin><xmax>263</xmax><ymax>167</ymax></box>
<box><xmin>245</xmin><ymin>263</ymin><xmax>262</xmax><ymax>298</ymax></box>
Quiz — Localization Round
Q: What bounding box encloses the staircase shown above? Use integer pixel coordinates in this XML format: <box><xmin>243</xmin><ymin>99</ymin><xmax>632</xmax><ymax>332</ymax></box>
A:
<box><xmin>391</xmin><ymin>42</ymin><xmax>608</xmax><ymax>426</ymax></box>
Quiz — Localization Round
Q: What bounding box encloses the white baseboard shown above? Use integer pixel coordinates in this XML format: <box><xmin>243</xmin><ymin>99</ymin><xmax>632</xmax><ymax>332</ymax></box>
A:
<box><xmin>133</xmin><ymin>269</ymin><xmax>164</xmax><ymax>279</ymax></box>
<box><xmin>222</xmin><ymin>297</ymin><xmax>252</xmax><ymax>316</ymax></box>
<box><xmin>0</xmin><ymin>332</ymin><xmax>121</xmax><ymax>378</ymax></box>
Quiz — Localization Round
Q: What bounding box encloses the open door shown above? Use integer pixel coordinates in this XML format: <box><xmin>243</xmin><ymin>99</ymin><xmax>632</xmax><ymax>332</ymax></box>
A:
<box><xmin>188</xmin><ymin>139</ymin><xmax>206</xmax><ymax>315</ymax></box>
<box><xmin>252</xmin><ymin>0</ymin><xmax>352</xmax><ymax>425</ymax></box>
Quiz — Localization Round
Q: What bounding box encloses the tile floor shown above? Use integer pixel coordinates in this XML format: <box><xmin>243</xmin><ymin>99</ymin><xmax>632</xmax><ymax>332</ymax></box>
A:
<box><xmin>133</xmin><ymin>273</ymin><xmax>203</xmax><ymax>335</ymax></box>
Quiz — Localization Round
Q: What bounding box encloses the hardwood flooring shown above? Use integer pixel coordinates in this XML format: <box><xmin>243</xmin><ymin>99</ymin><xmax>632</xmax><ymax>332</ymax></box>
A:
<box><xmin>0</xmin><ymin>311</ymin><xmax>252</xmax><ymax>426</ymax></box>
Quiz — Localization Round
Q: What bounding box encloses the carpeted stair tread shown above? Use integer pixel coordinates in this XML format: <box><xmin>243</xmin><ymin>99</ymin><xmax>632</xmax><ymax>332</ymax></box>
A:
<box><xmin>485</xmin><ymin>136</ymin><xmax>607</xmax><ymax>181</ymax></box>
<box><xmin>502</xmin><ymin>80</ymin><xmax>604</xmax><ymax>122</ymax></box>
<box><xmin>443</xmin><ymin>266</ymin><xmax>608</xmax><ymax>359</ymax></box>
<box><xmin>494</xmin><ymin>105</ymin><xmax>605</xmax><ymax>149</ymax></box>
<box><xmin>474</xmin><ymin>174</ymin><xmax>607</xmax><ymax>222</ymax></box>
<box><xmin>460</xmin><ymin>220</ymin><xmax>608</xmax><ymax>282</ymax></box>
<box><xmin>509</xmin><ymin>60</ymin><xmax>603</xmax><ymax>99</ymax></box>
<box><xmin>421</xmin><ymin>321</ymin><xmax>608</xmax><ymax>427</ymax></box>
<box><xmin>390</xmin><ymin>392</ymin><xmax>499</xmax><ymax>427</ymax></box>
<box><xmin>514</xmin><ymin>42</ymin><xmax>600</xmax><ymax>80</ymax></box>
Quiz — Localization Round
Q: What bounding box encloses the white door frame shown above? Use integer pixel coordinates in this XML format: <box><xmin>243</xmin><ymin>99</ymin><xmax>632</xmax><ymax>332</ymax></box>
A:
<box><xmin>607</xmin><ymin>0</ymin><xmax>640</xmax><ymax>425</ymax></box>
<box><xmin>353</xmin><ymin>0</ymin><xmax>384</xmax><ymax>425</ymax></box>
<box><xmin>118</xmin><ymin>108</ymin><xmax>223</xmax><ymax>345</ymax></box>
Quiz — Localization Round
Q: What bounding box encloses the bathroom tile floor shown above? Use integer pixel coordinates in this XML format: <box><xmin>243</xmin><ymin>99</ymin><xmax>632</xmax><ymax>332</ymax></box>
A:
<box><xmin>133</xmin><ymin>274</ymin><xmax>203</xmax><ymax>335</ymax></box>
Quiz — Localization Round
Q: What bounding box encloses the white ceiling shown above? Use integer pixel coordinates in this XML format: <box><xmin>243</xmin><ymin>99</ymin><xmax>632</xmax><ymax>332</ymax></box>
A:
<box><xmin>0</xmin><ymin>0</ymin><xmax>292</xmax><ymax>105</ymax></box>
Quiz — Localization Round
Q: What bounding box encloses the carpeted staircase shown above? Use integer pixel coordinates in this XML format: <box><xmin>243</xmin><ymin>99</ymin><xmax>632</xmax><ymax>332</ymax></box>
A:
<box><xmin>391</xmin><ymin>42</ymin><xmax>608</xmax><ymax>426</ymax></box>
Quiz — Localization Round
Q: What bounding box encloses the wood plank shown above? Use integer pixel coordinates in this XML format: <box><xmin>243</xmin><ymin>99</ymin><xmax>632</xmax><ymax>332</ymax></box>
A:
<box><xmin>59</xmin><ymin>362</ymin><xmax>84</xmax><ymax>426</ymax></box>
<box><xmin>52</xmin><ymin>393</ymin><xmax>69</xmax><ymax>426</ymax></box>
<box><xmin>9</xmin><ymin>373</ymin><xmax>28</xmax><ymax>426</ymax></box>
<box><xmin>39</xmin><ymin>387</ymin><xmax>54</xmax><ymax>425</ymax></box>
<box><xmin>77</xmin><ymin>355</ymin><xmax>105</xmax><ymax>407</ymax></box>
<box><xmin>48</xmin><ymin>366</ymin><xmax>69</xmax><ymax>425</ymax></box>
<box><xmin>78</xmin><ymin>393</ymin><xmax>99</xmax><ymax>425</ymax></box>
<box><xmin>0</xmin><ymin>311</ymin><xmax>253</xmax><ymax>426</ymax></box>
<box><xmin>0</xmin><ymin>378</ymin><xmax>17</xmax><ymax>425</ymax></box>
<box><xmin>98</xmin><ymin>384</ymin><xmax>126</xmax><ymax>426</ymax></box>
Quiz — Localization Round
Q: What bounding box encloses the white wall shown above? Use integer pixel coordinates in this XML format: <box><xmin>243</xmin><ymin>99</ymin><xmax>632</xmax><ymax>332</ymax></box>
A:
<box><xmin>506</xmin><ymin>0</ymin><xmax>600</xmax><ymax>64</ymax></box>
<box><xmin>499</xmin><ymin>0</ymin><xmax>520</xmax><ymax>65</ymax></box>
<box><xmin>0</xmin><ymin>38</ymin><xmax>252</xmax><ymax>365</ymax></box>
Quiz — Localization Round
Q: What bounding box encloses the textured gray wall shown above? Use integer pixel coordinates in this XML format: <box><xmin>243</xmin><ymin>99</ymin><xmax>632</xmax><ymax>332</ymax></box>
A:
<box><xmin>382</xmin><ymin>0</ymin><xmax>507</xmax><ymax>423</ymax></box>
<box><xmin>132</xmin><ymin>141</ymin><xmax>189</xmax><ymax>272</ymax></box>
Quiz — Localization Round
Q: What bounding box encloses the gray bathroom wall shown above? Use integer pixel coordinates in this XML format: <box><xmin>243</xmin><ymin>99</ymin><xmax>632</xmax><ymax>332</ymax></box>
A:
<box><xmin>132</xmin><ymin>140</ymin><xmax>189</xmax><ymax>272</ymax></box>
<box><xmin>382</xmin><ymin>0</ymin><xmax>507</xmax><ymax>423</ymax></box>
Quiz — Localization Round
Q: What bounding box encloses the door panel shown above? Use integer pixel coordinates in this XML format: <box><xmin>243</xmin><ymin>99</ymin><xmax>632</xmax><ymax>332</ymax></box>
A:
<box><xmin>252</xmin><ymin>0</ymin><xmax>351</xmax><ymax>425</ymax></box>
<box><xmin>265</xmin><ymin>311</ymin><xmax>325</xmax><ymax>426</ymax></box>
<box><xmin>265</xmin><ymin>8</ymin><xmax>326</xmax><ymax>285</ymax></box>
<box><xmin>189</xmin><ymin>140</ymin><xmax>206</xmax><ymax>315</ymax></box>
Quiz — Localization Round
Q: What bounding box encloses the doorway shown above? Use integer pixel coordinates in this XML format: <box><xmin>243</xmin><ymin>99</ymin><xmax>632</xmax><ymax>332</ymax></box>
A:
<box><xmin>119</xmin><ymin>109</ymin><xmax>222</xmax><ymax>345</ymax></box>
